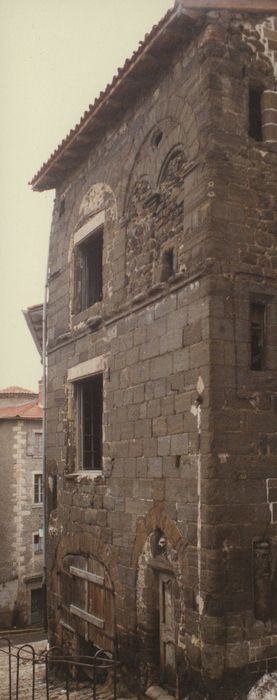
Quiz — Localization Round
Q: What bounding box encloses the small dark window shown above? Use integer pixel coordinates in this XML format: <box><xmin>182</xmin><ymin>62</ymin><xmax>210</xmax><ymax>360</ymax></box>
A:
<box><xmin>249</xmin><ymin>89</ymin><xmax>263</xmax><ymax>141</ymax></box>
<box><xmin>161</xmin><ymin>248</ymin><xmax>174</xmax><ymax>281</ymax></box>
<box><xmin>49</xmin><ymin>474</ymin><xmax>57</xmax><ymax>511</ymax></box>
<box><xmin>77</xmin><ymin>374</ymin><xmax>103</xmax><ymax>470</ymax></box>
<box><xmin>151</xmin><ymin>129</ymin><xmax>163</xmax><ymax>148</ymax></box>
<box><xmin>250</xmin><ymin>303</ymin><xmax>266</xmax><ymax>371</ymax></box>
<box><xmin>253</xmin><ymin>541</ymin><xmax>271</xmax><ymax>622</ymax></box>
<box><xmin>59</xmin><ymin>198</ymin><xmax>65</xmax><ymax>217</ymax></box>
<box><xmin>76</xmin><ymin>229</ymin><xmax>103</xmax><ymax>311</ymax></box>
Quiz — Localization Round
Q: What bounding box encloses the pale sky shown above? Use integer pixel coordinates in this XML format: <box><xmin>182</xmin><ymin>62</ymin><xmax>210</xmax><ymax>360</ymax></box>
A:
<box><xmin>0</xmin><ymin>0</ymin><xmax>172</xmax><ymax>392</ymax></box>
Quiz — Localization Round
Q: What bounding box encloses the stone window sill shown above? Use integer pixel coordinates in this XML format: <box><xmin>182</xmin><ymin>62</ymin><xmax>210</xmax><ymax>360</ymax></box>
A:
<box><xmin>72</xmin><ymin>302</ymin><xmax>103</xmax><ymax>329</ymax></box>
<box><xmin>65</xmin><ymin>470</ymin><xmax>103</xmax><ymax>483</ymax></box>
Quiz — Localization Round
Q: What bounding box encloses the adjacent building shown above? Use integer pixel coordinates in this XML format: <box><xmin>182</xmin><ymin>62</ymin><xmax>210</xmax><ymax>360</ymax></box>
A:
<box><xmin>0</xmin><ymin>385</ymin><xmax>43</xmax><ymax>627</ymax></box>
<box><xmin>30</xmin><ymin>1</ymin><xmax>277</xmax><ymax>697</ymax></box>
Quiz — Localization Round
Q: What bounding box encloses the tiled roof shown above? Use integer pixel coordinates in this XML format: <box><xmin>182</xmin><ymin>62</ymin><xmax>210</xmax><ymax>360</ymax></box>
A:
<box><xmin>30</xmin><ymin>4</ymin><xmax>195</xmax><ymax>191</ymax></box>
<box><xmin>30</xmin><ymin>0</ymin><xmax>276</xmax><ymax>192</ymax></box>
<box><xmin>23</xmin><ymin>304</ymin><xmax>44</xmax><ymax>357</ymax></box>
<box><xmin>0</xmin><ymin>401</ymin><xmax>42</xmax><ymax>420</ymax></box>
<box><xmin>178</xmin><ymin>0</ymin><xmax>277</xmax><ymax>7</ymax></box>
<box><xmin>0</xmin><ymin>386</ymin><xmax>36</xmax><ymax>396</ymax></box>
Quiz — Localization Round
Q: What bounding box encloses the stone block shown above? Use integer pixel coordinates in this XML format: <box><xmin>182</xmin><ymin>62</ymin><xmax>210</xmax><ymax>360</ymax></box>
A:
<box><xmin>150</xmin><ymin>354</ymin><xmax>172</xmax><ymax>380</ymax></box>
<box><xmin>148</xmin><ymin>458</ymin><xmax>163</xmax><ymax>478</ymax></box>
<box><xmin>171</xmin><ymin>433</ymin><xmax>189</xmax><ymax>455</ymax></box>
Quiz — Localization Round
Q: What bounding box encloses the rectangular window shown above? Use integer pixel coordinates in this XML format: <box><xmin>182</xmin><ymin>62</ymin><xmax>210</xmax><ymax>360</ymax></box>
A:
<box><xmin>34</xmin><ymin>473</ymin><xmax>43</xmax><ymax>503</ymax></box>
<box><xmin>33</xmin><ymin>532</ymin><xmax>43</xmax><ymax>554</ymax></box>
<box><xmin>33</xmin><ymin>432</ymin><xmax>43</xmax><ymax>458</ymax></box>
<box><xmin>77</xmin><ymin>374</ymin><xmax>103</xmax><ymax>470</ymax></box>
<box><xmin>249</xmin><ymin>88</ymin><xmax>263</xmax><ymax>141</ymax></box>
<box><xmin>250</xmin><ymin>303</ymin><xmax>266</xmax><ymax>371</ymax></box>
<box><xmin>75</xmin><ymin>229</ymin><xmax>103</xmax><ymax>311</ymax></box>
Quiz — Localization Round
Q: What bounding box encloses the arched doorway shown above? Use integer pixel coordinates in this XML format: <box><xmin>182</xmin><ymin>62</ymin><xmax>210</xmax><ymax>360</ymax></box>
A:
<box><xmin>136</xmin><ymin>529</ymin><xmax>181</xmax><ymax>692</ymax></box>
<box><xmin>60</xmin><ymin>553</ymin><xmax>116</xmax><ymax>656</ymax></box>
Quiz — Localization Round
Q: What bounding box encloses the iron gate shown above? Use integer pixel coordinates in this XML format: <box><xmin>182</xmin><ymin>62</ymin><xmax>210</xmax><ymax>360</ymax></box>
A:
<box><xmin>0</xmin><ymin>638</ymin><xmax>119</xmax><ymax>699</ymax></box>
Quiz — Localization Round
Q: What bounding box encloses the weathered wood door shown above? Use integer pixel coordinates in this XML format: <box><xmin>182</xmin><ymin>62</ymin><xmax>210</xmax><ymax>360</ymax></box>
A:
<box><xmin>159</xmin><ymin>573</ymin><xmax>176</xmax><ymax>689</ymax></box>
<box><xmin>31</xmin><ymin>588</ymin><xmax>43</xmax><ymax>625</ymax></box>
<box><xmin>62</xmin><ymin>554</ymin><xmax>115</xmax><ymax>653</ymax></box>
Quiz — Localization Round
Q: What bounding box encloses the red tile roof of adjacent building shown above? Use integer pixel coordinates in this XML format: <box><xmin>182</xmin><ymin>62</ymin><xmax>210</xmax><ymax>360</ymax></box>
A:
<box><xmin>0</xmin><ymin>386</ymin><xmax>37</xmax><ymax>396</ymax></box>
<box><xmin>0</xmin><ymin>401</ymin><xmax>42</xmax><ymax>420</ymax></box>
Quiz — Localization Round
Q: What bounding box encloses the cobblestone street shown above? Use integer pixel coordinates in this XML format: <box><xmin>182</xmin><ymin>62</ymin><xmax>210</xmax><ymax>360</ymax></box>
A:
<box><xmin>0</xmin><ymin>639</ymin><xmax>120</xmax><ymax>700</ymax></box>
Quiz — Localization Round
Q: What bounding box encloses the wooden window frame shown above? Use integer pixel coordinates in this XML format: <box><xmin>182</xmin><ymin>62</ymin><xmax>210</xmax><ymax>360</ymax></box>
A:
<box><xmin>76</xmin><ymin>374</ymin><xmax>103</xmax><ymax>471</ymax></box>
<box><xmin>33</xmin><ymin>473</ymin><xmax>43</xmax><ymax>504</ymax></box>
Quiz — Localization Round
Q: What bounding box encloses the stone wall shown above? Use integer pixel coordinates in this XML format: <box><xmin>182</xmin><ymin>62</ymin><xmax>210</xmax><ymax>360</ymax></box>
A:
<box><xmin>44</xmin><ymin>8</ymin><xmax>277</xmax><ymax>699</ymax></box>
<box><xmin>0</xmin><ymin>419</ymin><xmax>43</xmax><ymax>626</ymax></box>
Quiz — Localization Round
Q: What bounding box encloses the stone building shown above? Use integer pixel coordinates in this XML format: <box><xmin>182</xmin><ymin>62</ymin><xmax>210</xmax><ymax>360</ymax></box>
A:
<box><xmin>30</xmin><ymin>1</ymin><xmax>277</xmax><ymax>697</ymax></box>
<box><xmin>0</xmin><ymin>385</ymin><xmax>43</xmax><ymax>627</ymax></box>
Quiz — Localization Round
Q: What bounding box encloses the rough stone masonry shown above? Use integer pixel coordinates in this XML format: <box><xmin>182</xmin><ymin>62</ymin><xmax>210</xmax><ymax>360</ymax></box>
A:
<box><xmin>30</xmin><ymin>1</ymin><xmax>277</xmax><ymax>698</ymax></box>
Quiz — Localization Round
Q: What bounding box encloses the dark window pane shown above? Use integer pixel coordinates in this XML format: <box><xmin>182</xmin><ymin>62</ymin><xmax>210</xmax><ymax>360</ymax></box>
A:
<box><xmin>250</xmin><ymin>303</ymin><xmax>265</xmax><ymax>371</ymax></box>
<box><xmin>80</xmin><ymin>374</ymin><xmax>103</xmax><ymax>470</ymax></box>
<box><xmin>249</xmin><ymin>89</ymin><xmax>263</xmax><ymax>141</ymax></box>
<box><xmin>79</xmin><ymin>230</ymin><xmax>103</xmax><ymax>310</ymax></box>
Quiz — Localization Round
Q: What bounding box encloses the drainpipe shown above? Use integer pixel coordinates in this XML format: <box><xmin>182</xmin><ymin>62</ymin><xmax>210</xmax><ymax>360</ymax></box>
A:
<box><xmin>42</xmin><ymin>253</ymin><xmax>49</xmax><ymax>635</ymax></box>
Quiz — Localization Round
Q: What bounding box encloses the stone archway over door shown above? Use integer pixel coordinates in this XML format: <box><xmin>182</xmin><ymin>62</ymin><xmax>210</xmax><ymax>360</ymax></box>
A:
<box><xmin>136</xmin><ymin>529</ymin><xmax>181</xmax><ymax>691</ymax></box>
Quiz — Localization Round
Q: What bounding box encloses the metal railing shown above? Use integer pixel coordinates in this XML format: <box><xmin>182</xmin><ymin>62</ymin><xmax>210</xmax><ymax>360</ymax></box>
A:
<box><xmin>0</xmin><ymin>638</ymin><xmax>119</xmax><ymax>699</ymax></box>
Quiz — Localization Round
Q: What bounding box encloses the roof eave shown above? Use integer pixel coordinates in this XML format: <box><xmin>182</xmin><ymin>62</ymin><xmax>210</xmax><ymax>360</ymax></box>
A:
<box><xmin>30</xmin><ymin>6</ymin><xmax>200</xmax><ymax>192</ymax></box>
<box><xmin>22</xmin><ymin>306</ymin><xmax>43</xmax><ymax>357</ymax></box>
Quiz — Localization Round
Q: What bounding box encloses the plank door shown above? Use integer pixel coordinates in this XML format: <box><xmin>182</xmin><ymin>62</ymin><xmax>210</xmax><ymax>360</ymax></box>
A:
<box><xmin>159</xmin><ymin>573</ymin><xmax>176</xmax><ymax>690</ymax></box>
<box><xmin>31</xmin><ymin>588</ymin><xmax>43</xmax><ymax>625</ymax></box>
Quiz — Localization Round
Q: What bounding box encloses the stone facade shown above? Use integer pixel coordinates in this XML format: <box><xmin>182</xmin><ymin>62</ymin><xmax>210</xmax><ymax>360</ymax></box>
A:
<box><xmin>32</xmin><ymin>3</ymin><xmax>277</xmax><ymax>698</ymax></box>
<box><xmin>0</xmin><ymin>387</ymin><xmax>43</xmax><ymax>627</ymax></box>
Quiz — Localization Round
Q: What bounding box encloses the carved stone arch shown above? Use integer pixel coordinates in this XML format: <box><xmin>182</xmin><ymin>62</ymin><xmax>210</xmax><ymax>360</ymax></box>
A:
<box><xmin>133</xmin><ymin>503</ymin><xmax>186</xmax><ymax>571</ymax></box>
<box><xmin>68</xmin><ymin>182</ymin><xmax>117</xmax><ymax>264</ymax></box>
<box><xmin>123</xmin><ymin>100</ymin><xmax>200</xmax><ymax>217</ymax></box>
<box><xmin>67</xmin><ymin>182</ymin><xmax>119</xmax><ymax>322</ymax></box>
<box><xmin>127</xmin><ymin>176</ymin><xmax>153</xmax><ymax>219</ymax></box>
<box><xmin>56</xmin><ymin>531</ymin><xmax>123</xmax><ymax>596</ymax></box>
<box><xmin>158</xmin><ymin>144</ymin><xmax>187</xmax><ymax>187</ymax></box>
<box><xmin>78</xmin><ymin>182</ymin><xmax>117</xmax><ymax>224</ymax></box>
<box><xmin>134</xmin><ymin>505</ymin><xmax>187</xmax><ymax>691</ymax></box>
<box><xmin>123</xmin><ymin>117</ymin><xmax>181</xmax><ymax>215</ymax></box>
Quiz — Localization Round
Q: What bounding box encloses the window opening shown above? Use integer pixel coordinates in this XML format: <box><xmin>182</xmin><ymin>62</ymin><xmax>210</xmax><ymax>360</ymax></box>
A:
<box><xmin>253</xmin><ymin>541</ymin><xmax>271</xmax><ymax>621</ymax></box>
<box><xmin>31</xmin><ymin>588</ymin><xmax>43</xmax><ymax>625</ymax></box>
<box><xmin>52</xmin><ymin>474</ymin><xmax>57</xmax><ymax>510</ymax></box>
<box><xmin>59</xmin><ymin>197</ymin><xmax>65</xmax><ymax>217</ymax></box>
<box><xmin>77</xmin><ymin>374</ymin><xmax>103</xmax><ymax>470</ymax></box>
<box><xmin>151</xmin><ymin>129</ymin><xmax>163</xmax><ymax>148</ymax></box>
<box><xmin>77</xmin><ymin>229</ymin><xmax>103</xmax><ymax>311</ymax></box>
<box><xmin>161</xmin><ymin>248</ymin><xmax>174</xmax><ymax>281</ymax></box>
<box><xmin>33</xmin><ymin>532</ymin><xmax>43</xmax><ymax>554</ymax></box>
<box><xmin>34</xmin><ymin>474</ymin><xmax>43</xmax><ymax>503</ymax></box>
<box><xmin>250</xmin><ymin>303</ymin><xmax>266</xmax><ymax>371</ymax></box>
<box><xmin>249</xmin><ymin>88</ymin><xmax>263</xmax><ymax>141</ymax></box>
<box><xmin>33</xmin><ymin>432</ymin><xmax>42</xmax><ymax>458</ymax></box>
